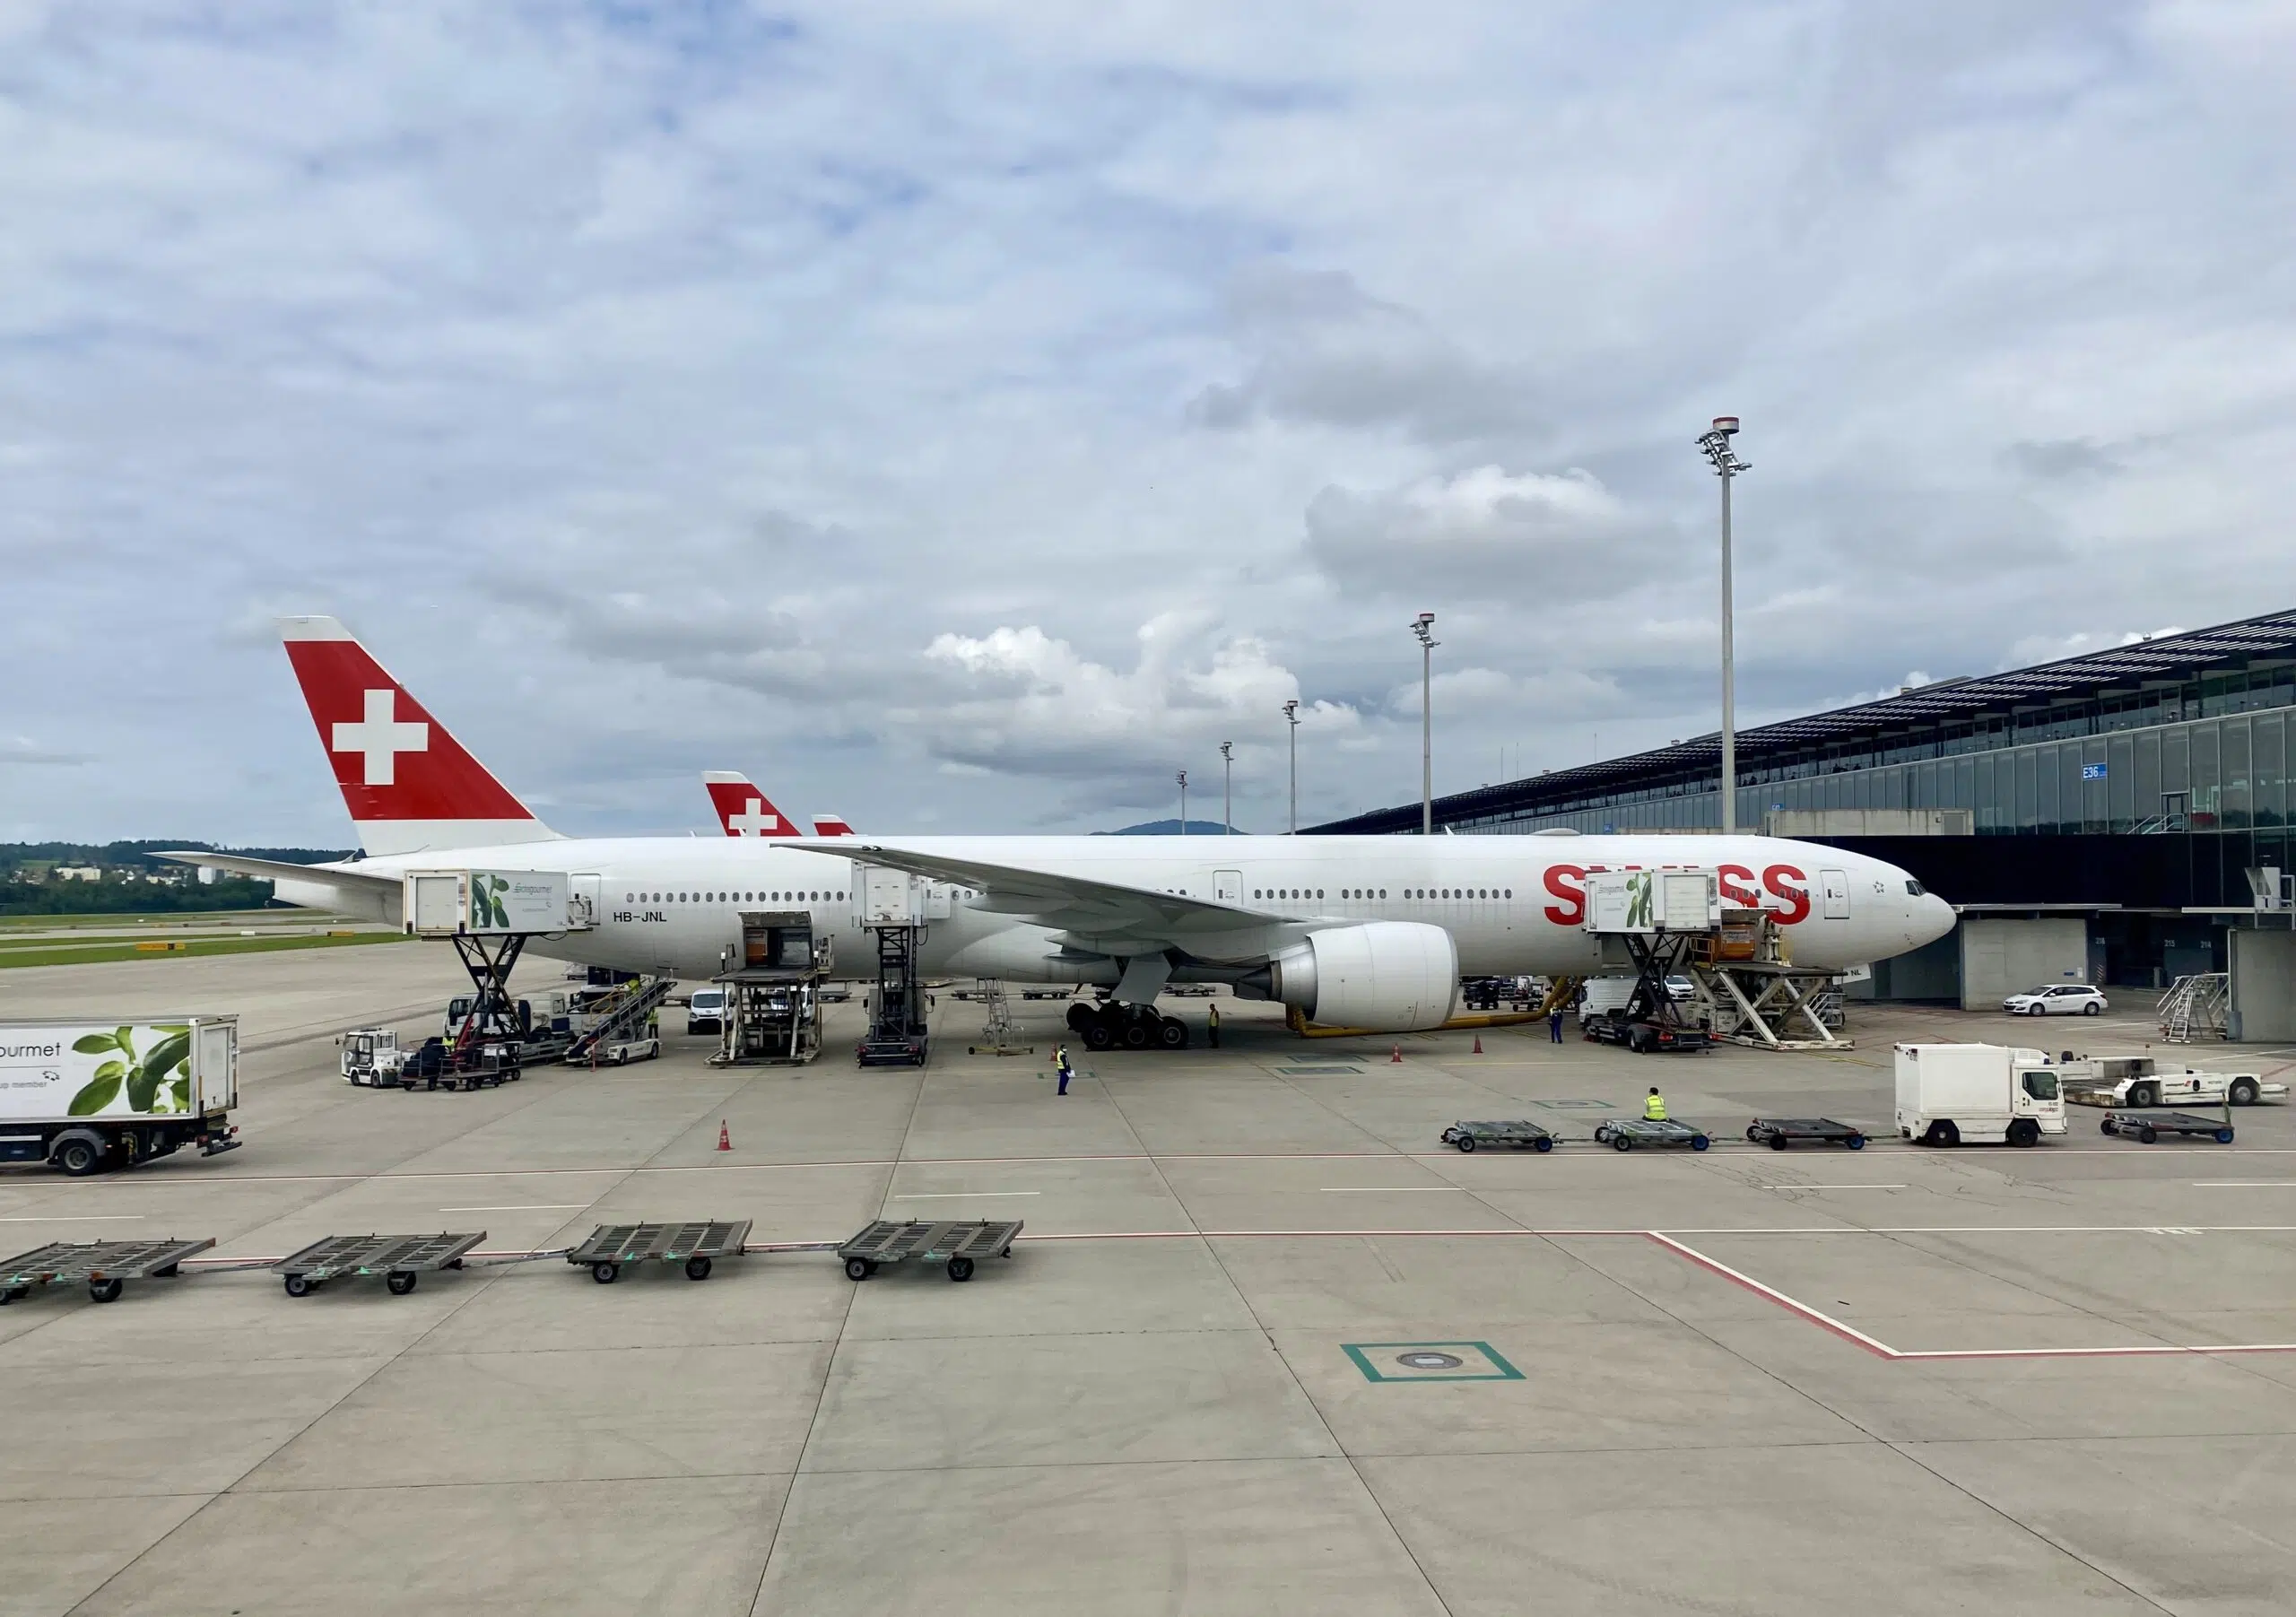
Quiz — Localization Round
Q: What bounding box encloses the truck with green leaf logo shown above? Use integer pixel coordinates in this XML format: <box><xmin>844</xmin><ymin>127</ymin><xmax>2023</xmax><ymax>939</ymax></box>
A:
<box><xmin>0</xmin><ymin>1015</ymin><xmax>240</xmax><ymax>1175</ymax></box>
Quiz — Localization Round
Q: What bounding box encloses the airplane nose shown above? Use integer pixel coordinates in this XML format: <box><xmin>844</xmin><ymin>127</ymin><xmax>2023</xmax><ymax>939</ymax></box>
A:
<box><xmin>1920</xmin><ymin>892</ymin><xmax>1955</xmax><ymax>944</ymax></box>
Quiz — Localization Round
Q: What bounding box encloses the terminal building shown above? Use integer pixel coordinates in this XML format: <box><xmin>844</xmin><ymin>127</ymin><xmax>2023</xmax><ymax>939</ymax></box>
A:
<box><xmin>1309</xmin><ymin>608</ymin><xmax>2296</xmax><ymax>1030</ymax></box>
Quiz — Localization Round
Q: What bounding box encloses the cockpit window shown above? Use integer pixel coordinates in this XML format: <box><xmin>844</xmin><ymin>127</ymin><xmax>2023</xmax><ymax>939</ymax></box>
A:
<box><xmin>1905</xmin><ymin>880</ymin><xmax>1926</xmax><ymax>897</ymax></box>
<box><xmin>2022</xmin><ymin>1072</ymin><xmax>2058</xmax><ymax>1100</ymax></box>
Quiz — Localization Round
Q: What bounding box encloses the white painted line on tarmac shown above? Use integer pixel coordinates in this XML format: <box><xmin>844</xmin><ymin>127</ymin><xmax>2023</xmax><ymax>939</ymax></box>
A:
<box><xmin>892</xmin><ymin>1191</ymin><xmax>1040</xmax><ymax>1199</ymax></box>
<box><xmin>1320</xmin><ymin>1187</ymin><xmax>1464</xmax><ymax>1193</ymax></box>
<box><xmin>439</xmin><ymin>1204</ymin><xmax>590</xmax><ymax>1213</ymax></box>
<box><xmin>1755</xmin><ymin>1185</ymin><xmax>1907</xmax><ymax>1191</ymax></box>
<box><xmin>2190</xmin><ymin>1183</ymin><xmax>2296</xmax><ymax>1188</ymax></box>
<box><xmin>0</xmin><ymin>1213</ymin><xmax>145</xmax><ymax>1221</ymax></box>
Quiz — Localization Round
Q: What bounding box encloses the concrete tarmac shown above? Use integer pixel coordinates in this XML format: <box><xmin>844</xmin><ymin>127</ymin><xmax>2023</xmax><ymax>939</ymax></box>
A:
<box><xmin>2</xmin><ymin>950</ymin><xmax>2293</xmax><ymax>1614</ymax></box>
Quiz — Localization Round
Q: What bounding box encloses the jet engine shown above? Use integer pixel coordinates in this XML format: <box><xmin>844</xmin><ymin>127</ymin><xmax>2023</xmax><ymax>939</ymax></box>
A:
<box><xmin>1239</xmin><ymin>921</ymin><xmax>1458</xmax><ymax>1030</ymax></box>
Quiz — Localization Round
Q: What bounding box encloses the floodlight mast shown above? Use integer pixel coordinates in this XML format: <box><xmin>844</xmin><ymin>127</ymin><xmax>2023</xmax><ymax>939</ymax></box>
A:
<box><xmin>1219</xmin><ymin>741</ymin><xmax>1232</xmax><ymax>835</ymax></box>
<box><xmin>1177</xmin><ymin>769</ymin><xmax>1187</xmax><ymax>836</ymax></box>
<box><xmin>1283</xmin><ymin>700</ymin><xmax>1300</xmax><ymax>833</ymax></box>
<box><xmin>1695</xmin><ymin>417</ymin><xmax>1751</xmax><ymax>835</ymax></box>
<box><xmin>1411</xmin><ymin>613</ymin><xmax>1439</xmax><ymax>836</ymax></box>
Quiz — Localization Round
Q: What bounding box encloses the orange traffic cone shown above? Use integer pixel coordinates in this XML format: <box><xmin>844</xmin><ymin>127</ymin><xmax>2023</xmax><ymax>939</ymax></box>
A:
<box><xmin>1472</xmin><ymin>1034</ymin><xmax>1483</xmax><ymax>1054</ymax></box>
<box><xmin>717</xmin><ymin>1120</ymin><xmax>732</xmax><ymax>1152</ymax></box>
<box><xmin>1390</xmin><ymin>1045</ymin><xmax>1403</xmax><ymax>1064</ymax></box>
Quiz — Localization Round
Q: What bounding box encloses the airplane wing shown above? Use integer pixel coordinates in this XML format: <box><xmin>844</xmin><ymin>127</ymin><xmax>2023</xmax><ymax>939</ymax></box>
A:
<box><xmin>803</xmin><ymin>839</ymin><xmax>1306</xmax><ymax>954</ymax></box>
<box><xmin>155</xmin><ymin>852</ymin><xmax>398</xmax><ymax>889</ymax></box>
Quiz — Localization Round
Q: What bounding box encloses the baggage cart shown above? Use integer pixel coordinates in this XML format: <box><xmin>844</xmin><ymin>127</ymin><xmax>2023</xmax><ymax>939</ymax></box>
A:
<box><xmin>2100</xmin><ymin>1110</ymin><xmax>2235</xmax><ymax>1145</ymax></box>
<box><xmin>1439</xmin><ymin>1120</ymin><xmax>1555</xmax><ymax>1154</ymax></box>
<box><xmin>568</xmin><ymin>1220</ymin><xmax>752</xmax><ymax>1283</ymax></box>
<box><xmin>838</xmin><ymin>1219</ymin><xmax>1022</xmax><ymax>1282</ymax></box>
<box><xmin>274</xmin><ymin>1231</ymin><xmax>488</xmax><ymax>1297</ymax></box>
<box><xmin>1593</xmin><ymin>1117</ymin><xmax>1711</xmax><ymax>1152</ymax></box>
<box><xmin>0</xmin><ymin>1237</ymin><xmax>214</xmax><ymax>1305</ymax></box>
<box><xmin>1745</xmin><ymin>1117</ymin><xmax>1866</xmax><ymax>1151</ymax></box>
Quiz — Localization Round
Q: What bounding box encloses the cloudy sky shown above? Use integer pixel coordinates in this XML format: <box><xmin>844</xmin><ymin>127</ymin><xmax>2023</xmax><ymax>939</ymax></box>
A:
<box><xmin>4</xmin><ymin>1</ymin><xmax>2292</xmax><ymax>844</ymax></box>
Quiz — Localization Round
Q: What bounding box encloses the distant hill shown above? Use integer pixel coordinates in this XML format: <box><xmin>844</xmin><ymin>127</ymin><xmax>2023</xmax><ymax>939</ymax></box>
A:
<box><xmin>1099</xmin><ymin>819</ymin><xmax>1246</xmax><ymax>837</ymax></box>
<box><xmin>0</xmin><ymin>841</ymin><xmax>353</xmax><ymax>917</ymax></box>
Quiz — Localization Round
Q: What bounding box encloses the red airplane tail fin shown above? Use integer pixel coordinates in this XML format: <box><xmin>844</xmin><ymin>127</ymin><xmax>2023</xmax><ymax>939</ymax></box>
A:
<box><xmin>703</xmin><ymin>772</ymin><xmax>802</xmax><ymax>838</ymax></box>
<box><xmin>278</xmin><ymin>617</ymin><xmax>557</xmax><ymax>856</ymax></box>
<box><xmin>813</xmin><ymin>813</ymin><xmax>857</xmax><ymax>837</ymax></box>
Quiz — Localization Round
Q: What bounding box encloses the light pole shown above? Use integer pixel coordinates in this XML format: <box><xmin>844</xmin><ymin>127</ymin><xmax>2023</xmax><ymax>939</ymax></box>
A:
<box><xmin>1219</xmin><ymin>742</ymin><xmax>1232</xmax><ymax>834</ymax></box>
<box><xmin>1177</xmin><ymin>769</ymin><xmax>1187</xmax><ymax>835</ymax></box>
<box><xmin>1411</xmin><ymin>612</ymin><xmax>1439</xmax><ymax>836</ymax></box>
<box><xmin>1696</xmin><ymin>417</ymin><xmax>1751</xmax><ymax>834</ymax></box>
<box><xmin>1283</xmin><ymin>700</ymin><xmax>1300</xmax><ymax>833</ymax></box>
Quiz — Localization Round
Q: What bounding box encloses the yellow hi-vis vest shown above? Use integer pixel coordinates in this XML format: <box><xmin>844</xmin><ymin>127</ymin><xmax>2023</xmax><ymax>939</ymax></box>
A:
<box><xmin>1644</xmin><ymin>1094</ymin><xmax>1668</xmax><ymax>1121</ymax></box>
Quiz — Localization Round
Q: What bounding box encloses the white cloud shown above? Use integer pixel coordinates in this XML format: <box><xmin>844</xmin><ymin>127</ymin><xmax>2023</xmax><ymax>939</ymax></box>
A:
<box><xmin>3</xmin><ymin>3</ymin><xmax>2293</xmax><ymax>839</ymax></box>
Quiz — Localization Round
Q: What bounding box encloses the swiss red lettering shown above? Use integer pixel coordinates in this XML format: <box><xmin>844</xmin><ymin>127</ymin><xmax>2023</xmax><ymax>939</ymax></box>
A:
<box><xmin>1718</xmin><ymin>864</ymin><xmax>1759</xmax><ymax>908</ymax></box>
<box><xmin>1763</xmin><ymin>864</ymin><xmax>1811</xmax><ymax>925</ymax></box>
<box><xmin>1542</xmin><ymin>865</ymin><xmax>1586</xmax><ymax>926</ymax></box>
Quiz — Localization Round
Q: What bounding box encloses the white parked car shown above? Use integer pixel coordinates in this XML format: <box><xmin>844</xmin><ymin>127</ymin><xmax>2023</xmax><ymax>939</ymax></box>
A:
<box><xmin>2003</xmin><ymin>984</ymin><xmax>2107</xmax><ymax>1017</ymax></box>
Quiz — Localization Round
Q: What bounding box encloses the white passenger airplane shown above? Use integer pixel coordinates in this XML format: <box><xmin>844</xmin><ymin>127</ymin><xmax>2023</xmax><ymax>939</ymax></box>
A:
<box><xmin>173</xmin><ymin>617</ymin><xmax>1956</xmax><ymax>1049</ymax></box>
<box><xmin>704</xmin><ymin>772</ymin><xmax>855</xmax><ymax>839</ymax></box>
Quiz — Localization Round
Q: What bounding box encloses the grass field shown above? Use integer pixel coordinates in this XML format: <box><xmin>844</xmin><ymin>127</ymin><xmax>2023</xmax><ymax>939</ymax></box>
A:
<box><xmin>0</xmin><ymin>908</ymin><xmax>309</xmax><ymax>932</ymax></box>
<box><xmin>0</xmin><ymin>929</ymin><xmax>411</xmax><ymax>969</ymax></box>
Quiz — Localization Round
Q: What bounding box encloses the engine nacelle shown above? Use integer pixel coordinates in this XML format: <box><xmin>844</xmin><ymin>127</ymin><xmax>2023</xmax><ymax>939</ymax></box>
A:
<box><xmin>1248</xmin><ymin>922</ymin><xmax>1458</xmax><ymax>1031</ymax></box>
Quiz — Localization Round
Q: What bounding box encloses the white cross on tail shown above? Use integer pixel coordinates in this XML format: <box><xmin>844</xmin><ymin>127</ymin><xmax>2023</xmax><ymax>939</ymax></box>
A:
<box><xmin>728</xmin><ymin>798</ymin><xmax>781</xmax><ymax>836</ymax></box>
<box><xmin>331</xmin><ymin>688</ymin><xmax>430</xmax><ymax>786</ymax></box>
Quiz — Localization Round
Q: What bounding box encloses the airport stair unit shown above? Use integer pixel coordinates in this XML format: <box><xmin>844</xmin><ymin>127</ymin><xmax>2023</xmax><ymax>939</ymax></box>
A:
<box><xmin>2158</xmin><ymin>972</ymin><xmax>2229</xmax><ymax>1042</ymax></box>
<box><xmin>710</xmin><ymin>909</ymin><xmax>827</xmax><ymax>1066</ymax></box>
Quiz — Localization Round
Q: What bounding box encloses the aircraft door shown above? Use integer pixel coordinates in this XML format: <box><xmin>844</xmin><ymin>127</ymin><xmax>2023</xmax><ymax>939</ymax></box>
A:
<box><xmin>1215</xmin><ymin>869</ymin><xmax>1243</xmax><ymax>905</ymax></box>
<box><xmin>1820</xmin><ymin>868</ymin><xmax>1850</xmax><ymax>920</ymax></box>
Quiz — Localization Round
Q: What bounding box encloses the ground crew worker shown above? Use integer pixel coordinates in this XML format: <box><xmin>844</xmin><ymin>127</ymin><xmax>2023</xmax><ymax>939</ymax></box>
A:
<box><xmin>1548</xmin><ymin>1007</ymin><xmax>1565</xmax><ymax>1043</ymax></box>
<box><xmin>1207</xmin><ymin>1003</ymin><xmax>1221</xmax><ymax>1048</ymax></box>
<box><xmin>1644</xmin><ymin>1086</ymin><xmax>1667</xmax><ymax>1122</ymax></box>
<box><xmin>1054</xmin><ymin>1042</ymin><xmax>1074</xmax><ymax>1097</ymax></box>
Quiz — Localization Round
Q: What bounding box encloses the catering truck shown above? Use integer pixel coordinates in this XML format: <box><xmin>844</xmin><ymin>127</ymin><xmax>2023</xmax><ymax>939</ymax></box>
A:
<box><xmin>0</xmin><ymin>1015</ymin><xmax>240</xmax><ymax>1175</ymax></box>
<box><xmin>1895</xmin><ymin>1042</ymin><xmax>2066</xmax><ymax>1148</ymax></box>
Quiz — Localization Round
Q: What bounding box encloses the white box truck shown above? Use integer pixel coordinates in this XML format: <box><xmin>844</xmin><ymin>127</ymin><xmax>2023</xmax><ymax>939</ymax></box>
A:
<box><xmin>1895</xmin><ymin>1042</ymin><xmax>2066</xmax><ymax>1148</ymax></box>
<box><xmin>0</xmin><ymin>1015</ymin><xmax>241</xmax><ymax>1175</ymax></box>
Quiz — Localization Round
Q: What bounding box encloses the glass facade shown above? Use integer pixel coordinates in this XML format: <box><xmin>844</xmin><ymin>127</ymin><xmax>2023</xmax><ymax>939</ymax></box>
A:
<box><xmin>1452</xmin><ymin>709</ymin><xmax>2292</xmax><ymax>867</ymax></box>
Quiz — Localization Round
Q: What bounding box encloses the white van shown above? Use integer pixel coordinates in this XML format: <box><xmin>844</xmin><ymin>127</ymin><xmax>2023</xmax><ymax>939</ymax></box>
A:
<box><xmin>1895</xmin><ymin>1042</ymin><xmax>2066</xmax><ymax>1148</ymax></box>
<box><xmin>686</xmin><ymin>988</ymin><xmax>727</xmax><ymax>1036</ymax></box>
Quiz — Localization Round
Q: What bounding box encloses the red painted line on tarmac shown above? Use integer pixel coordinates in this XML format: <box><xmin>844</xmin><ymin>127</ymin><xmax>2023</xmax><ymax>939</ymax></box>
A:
<box><xmin>1643</xmin><ymin>1231</ymin><xmax>1900</xmax><ymax>1359</ymax></box>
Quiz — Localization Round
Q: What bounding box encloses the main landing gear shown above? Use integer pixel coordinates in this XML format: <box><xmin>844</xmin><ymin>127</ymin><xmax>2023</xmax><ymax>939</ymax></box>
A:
<box><xmin>1066</xmin><ymin>1000</ymin><xmax>1190</xmax><ymax>1052</ymax></box>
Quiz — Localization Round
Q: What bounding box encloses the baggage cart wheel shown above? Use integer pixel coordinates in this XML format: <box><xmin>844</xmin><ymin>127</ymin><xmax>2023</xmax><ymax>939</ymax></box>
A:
<box><xmin>591</xmin><ymin>1262</ymin><xmax>620</xmax><ymax>1284</ymax></box>
<box><xmin>683</xmin><ymin>1256</ymin><xmax>713</xmax><ymax>1282</ymax></box>
<box><xmin>2137</xmin><ymin>1126</ymin><xmax>2160</xmax><ymax>1144</ymax></box>
<box><xmin>283</xmin><ymin>1274</ymin><xmax>316</xmax><ymax>1298</ymax></box>
<box><xmin>947</xmin><ymin>1256</ymin><xmax>975</xmax><ymax>1282</ymax></box>
<box><xmin>1534</xmin><ymin>1136</ymin><xmax>1552</xmax><ymax>1153</ymax></box>
<box><xmin>844</xmin><ymin>1256</ymin><xmax>872</xmax><ymax>1282</ymax></box>
<box><xmin>1746</xmin><ymin>1126</ymin><xmax>1760</xmax><ymax>1142</ymax></box>
<box><xmin>1846</xmin><ymin>1135</ymin><xmax>1865</xmax><ymax>1150</ymax></box>
<box><xmin>153</xmin><ymin>1264</ymin><xmax>180</xmax><ymax>1278</ymax></box>
<box><xmin>89</xmin><ymin>1278</ymin><xmax>124</xmax><ymax>1304</ymax></box>
<box><xmin>2215</xmin><ymin>1128</ymin><xmax>2236</xmax><ymax>1144</ymax></box>
<box><xmin>386</xmin><ymin>1273</ymin><xmax>418</xmax><ymax>1296</ymax></box>
<box><xmin>1691</xmin><ymin>1135</ymin><xmax>1709</xmax><ymax>1152</ymax></box>
<box><xmin>1001</xmin><ymin>1246</ymin><xmax>1013</xmax><ymax>1257</ymax></box>
<box><xmin>1612</xmin><ymin>1134</ymin><xmax>1633</xmax><ymax>1152</ymax></box>
<box><xmin>1768</xmin><ymin>1134</ymin><xmax>1789</xmax><ymax>1151</ymax></box>
<box><xmin>2100</xmin><ymin>1119</ymin><xmax>2117</xmax><ymax>1135</ymax></box>
<box><xmin>1456</xmin><ymin>1135</ymin><xmax>1476</xmax><ymax>1152</ymax></box>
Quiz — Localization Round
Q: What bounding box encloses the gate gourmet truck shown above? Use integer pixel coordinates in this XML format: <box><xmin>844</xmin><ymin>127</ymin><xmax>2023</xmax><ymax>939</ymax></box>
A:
<box><xmin>0</xmin><ymin>1016</ymin><xmax>240</xmax><ymax>1174</ymax></box>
